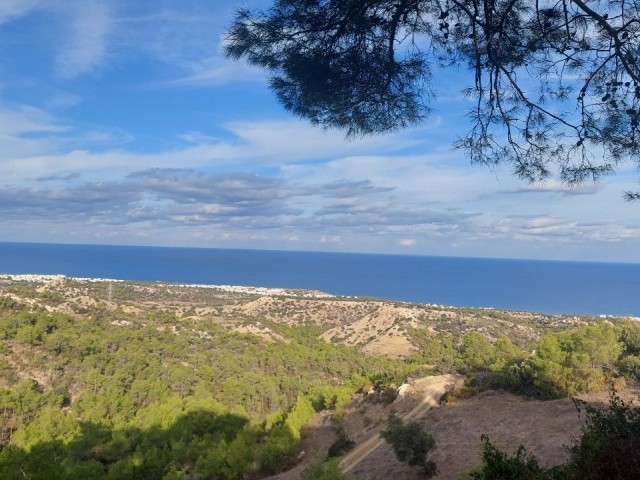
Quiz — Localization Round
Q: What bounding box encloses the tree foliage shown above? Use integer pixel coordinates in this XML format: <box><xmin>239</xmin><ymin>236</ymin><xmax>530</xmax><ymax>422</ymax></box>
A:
<box><xmin>0</xmin><ymin>299</ymin><xmax>409</xmax><ymax>479</ymax></box>
<box><xmin>529</xmin><ymin>324</ymin><xmax>623</xmax><ymax>396</ymax></box>
<box><xmin>380</xmin><ymin>412</ymin><xmax>437</xmax><ymax>475</ymax></box>
<box><xmin>226</xmin><ymin>0</ymin><xmax>640</xmax><ymax>192</ymax></box>
<box><xmin>566</xmin><ymin>390</ymin><xmax>640</xmax><ymax>480</ymax></box>
<box><xmin>468</xmin><ymin>435</ymin><xmax>556</xmax><ymax>480</ymax></box>
<box><xmin>2</xmin><ymin>289</ymin><xmax>640</xmax><ymax>478</ymax></box>
<box><xmin>301</xmin><ymin>458</ymin><xmax>349</xmax><ymax>480</ymax></box>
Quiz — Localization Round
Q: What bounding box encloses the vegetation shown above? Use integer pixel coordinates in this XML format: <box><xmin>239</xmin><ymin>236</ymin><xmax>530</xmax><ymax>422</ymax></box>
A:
<box><xmin>1</xmin><ymin>279</ymin><xmax>639</xmax><ymax>478</ymax></box>
<box><xmin>301</xmin><ymin>458</ymin><xmax>349</xmax><ymax>480</ymax></box>
<box><xmin>226</xmin><ymin>1</ymin><xmax>640</xmax><ymax>192</ymax></box>
<box><xmin>327</xmin><ymin>426</ymin><xmax>355</xmax><ymax>458</ymax></box>
<box><xmin>0</xmin><ymin>296</ymin><xmax>405</xmax><ymax>479</ymax></box>
<box><xmin>420</xmin><ymin>323</ymin><xmax>633</xmax><ymax>400</ymax></box>
<box><xmin>380</xmin><ymin>412</ymin><xmax>437</xmax><ymax>476</ymax></box>
<box><xmin>466</xmin><ymin>435</ymin><xmax>557</xmax><ymax>480</ymax></box>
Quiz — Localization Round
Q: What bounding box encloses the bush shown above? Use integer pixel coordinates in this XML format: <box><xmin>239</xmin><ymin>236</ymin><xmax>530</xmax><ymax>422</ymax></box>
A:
<box><xmin>617</xmin><ymin>355</ymin><xmax>640</xmax><ymax>380</ymax></box>
<box><xmin>327</xmin><ymin>427</ymin><xmax>354</xmax><ymax>458</ymax></box>
<box><xmin>301</xmin><ymin>458</ymin><xmax>348</xmax><ymax>480</ymax></box>
<box><xmin>380</xmin><ymin>412</ymin><xmax>436</xmax><ymax>476</ymax></box>
<box><xmin>565</xmin><ymin>390</ymin><xmax>640</xmax><ymax>480</ymax></box>
<box><xmin>466</xmin><ymin>435</ymin><xmax>558</xmax><ymax>480</ymax></box>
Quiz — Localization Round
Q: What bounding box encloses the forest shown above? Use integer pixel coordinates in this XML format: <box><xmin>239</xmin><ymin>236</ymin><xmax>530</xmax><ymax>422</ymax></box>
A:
<box><xmin>0</xmin><ymin>281</ymin><xmax>639</xmax><ymax>479</ymax></box>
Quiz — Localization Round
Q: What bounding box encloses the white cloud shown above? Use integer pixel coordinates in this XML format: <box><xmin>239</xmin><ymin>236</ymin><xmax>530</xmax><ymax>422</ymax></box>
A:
<box><xmin>166</xmin><ymin>57</ymin><xmax>266</xmax><ymax>86</ymax></box>
<box><xmin>0</xmin><ymin>0</ymin><xmax>43</xmax><ymax>24</ymax></box>
<box><xmin>399</xmin><ymin>238</ymin><xmax>416</xmax><ymax>247</ymax></box>
<box><xmin>54</xmin><ymin>0</ymin><xmax>113</xmax><ymax>79</ymax></box>
<box><xmin>0</xmin><ymin>105</ymin><xmax>68</xmax><ymax>135</ymax></box>
<box><xmin>320</xmin><ymin>235</ymin><xmax>341</xmax><ymax>244</ymax></box>
<box><xmin>45</xmin><ymin>92</ymin><xmax>83</xmax><ymax>109</ymax></box>
<box><xmin>499</xmin><ymin>180</ymin><xmax>601</xmax><ymax>196</ymax></box>
<box><xmin>0</xmin><ymin>97</ymin><xmax>638</xmax><ymax>261</ymax></box>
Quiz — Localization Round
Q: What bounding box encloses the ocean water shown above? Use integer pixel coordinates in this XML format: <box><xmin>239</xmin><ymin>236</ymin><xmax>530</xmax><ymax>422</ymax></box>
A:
<box><xmin>0</xmin><ymin>242</ymin><xmax>639</xmax><ymax>316</ymax></box>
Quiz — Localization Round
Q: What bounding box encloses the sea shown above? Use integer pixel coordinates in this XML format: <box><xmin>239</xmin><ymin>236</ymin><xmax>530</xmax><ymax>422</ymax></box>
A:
<box><xmin>0</xmin><ymin>241</ymin><xmax>639</xmax><ymax>317</ymax></box>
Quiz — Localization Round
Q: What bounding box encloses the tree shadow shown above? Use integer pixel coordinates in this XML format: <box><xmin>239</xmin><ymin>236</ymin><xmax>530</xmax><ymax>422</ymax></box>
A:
<box><xmin>0</xmin><ymin>409</ymin><xmax>258</xmax><ymax>480</ymax></box>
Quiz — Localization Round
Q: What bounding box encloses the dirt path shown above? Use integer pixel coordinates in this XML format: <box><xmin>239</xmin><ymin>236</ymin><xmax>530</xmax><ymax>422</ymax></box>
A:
<box><xmin>340</xmin><ymin>374</ymin><xmax>462</xmax><ymax>473</ymax></box>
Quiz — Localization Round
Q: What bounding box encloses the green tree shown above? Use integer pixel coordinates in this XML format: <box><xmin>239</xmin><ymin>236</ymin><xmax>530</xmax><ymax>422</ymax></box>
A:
<box><xmin>460</xmin><ymin>332</ymin><xmax>497</xmax><ymax>371</ymax></box>
<box><xmin>301</xmin><ymin>459</ymin><xmax>348</xmax><ymax>480</ymax></box>
<box><xmin>15</xmin><ymin>324</ymin><xmax>42</xmax><ymax>348</ymax></box>
<box><xmin>566</xmin><ymin>391</ymin><xmax>640</xmax><ymax>480</ymax></box>
<box><xmin>284</xmin><ymin>395</ymin><xmax>316</xmax><ymax>440</ymax></box>
<box><xmin>226</xmin><ymin>1</ymin><xmax>640</xmax><ymax>193</ymax></box>
<box><xmin>416</xmin><ymin>332</ymin><xmax>459</xmax><ymax>374</ymax></box>
<box><xmin>380</xmin><ymin>412</ymin><xmax>436</xmax><ymax>476</ymax></box>
<box><xmin>258</xmin><ymin>423</ymin><xmax>298</xmax><ymax>474</ymax></box>
<box><xmin>617</xmin><ymin>355</ymin><xmax>640</xmax><ymax>380</ymax></box>
<box><xmin>530</xmin><ymin>324</ymin><xmax>623</xmax><ymax>396</ymax></box>
<box><xmin>618</xmin><ymin>319</ymin><xmax>640</xmax><ymax>356</ymax></box>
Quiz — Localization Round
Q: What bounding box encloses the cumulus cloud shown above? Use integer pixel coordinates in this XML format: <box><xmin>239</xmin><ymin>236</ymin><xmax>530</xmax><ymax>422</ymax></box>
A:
<box><xmin>0</xmin><ymin>165</ymin><xmax>483</xmax><ymax>246</ymax></box>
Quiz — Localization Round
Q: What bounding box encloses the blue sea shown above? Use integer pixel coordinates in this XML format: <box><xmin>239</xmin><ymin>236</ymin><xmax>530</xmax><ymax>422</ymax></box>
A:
<box><xmin>0</xmin><ymin>242</ymin><xmax>639</xmax><ymax>316</ymax></box>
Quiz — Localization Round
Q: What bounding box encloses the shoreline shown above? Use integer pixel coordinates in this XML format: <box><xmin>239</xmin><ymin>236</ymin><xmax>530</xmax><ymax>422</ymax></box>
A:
<box><xmin>1</xmin><ymin>272</ymin><xmax>638</xmax><ymax>320</ymax></box>
<box><xmin>2</xmin><ymin>243</ymin><xmax>640</xmax><ymax>317</ymax></box>
<box><xmin>0</xmin><ymin>273</ymin><xmax>334</xmax><ymax>299</ymax></box>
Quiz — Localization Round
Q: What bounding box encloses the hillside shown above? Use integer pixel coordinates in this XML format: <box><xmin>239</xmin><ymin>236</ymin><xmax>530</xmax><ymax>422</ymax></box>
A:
<box><xmin>0</xmin><ymin>274</ymin><xmax>637</xmax><ymax>480</ymax></box>
<box><xmin>1</xmin><ymin>274</ymin><xmax>584</xmax><ymax>358</ymax></box>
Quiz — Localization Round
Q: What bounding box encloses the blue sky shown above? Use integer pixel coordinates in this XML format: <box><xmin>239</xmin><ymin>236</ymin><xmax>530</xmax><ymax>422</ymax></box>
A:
<box><xmin>0</xmin><ymin>0</ymin><xmax>639</xmax><ymax>263</ymax></box>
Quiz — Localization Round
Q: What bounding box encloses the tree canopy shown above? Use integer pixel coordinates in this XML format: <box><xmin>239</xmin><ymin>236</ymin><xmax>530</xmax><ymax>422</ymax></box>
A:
<box><xmin>380</xmin><ymin>412</ymin><xmax>437</xmax><ymax>475</ymax></box>
<box><xmin>226</xmin><ymin>0</ymin><xmax>640</xmax><ymax>194</ymax></box>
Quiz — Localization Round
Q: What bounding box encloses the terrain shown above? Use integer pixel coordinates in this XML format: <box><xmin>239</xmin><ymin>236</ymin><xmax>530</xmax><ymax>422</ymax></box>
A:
<box><xmin>0</xmin><ymin>274</ymin><xmax>637</xmax><ymax>479</ymax></box>
<box><xmin>0</xmin><ymin>274</ymin><xmax>583</xmax><ymax>359</ymax></box>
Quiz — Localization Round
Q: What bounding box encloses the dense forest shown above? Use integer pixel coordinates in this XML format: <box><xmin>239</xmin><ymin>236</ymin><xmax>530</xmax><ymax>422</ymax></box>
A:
<box><xmin>0</xmin><ymin>279</ymin><xmax>639</xmax><ymax>479</ymax></box>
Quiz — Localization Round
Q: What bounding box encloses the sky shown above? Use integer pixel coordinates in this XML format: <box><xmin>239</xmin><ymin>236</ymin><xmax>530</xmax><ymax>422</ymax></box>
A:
<box><xmin>0</xmin><ymin>0</ymin><xmax>639</xmax><ymax>263</ymax></box>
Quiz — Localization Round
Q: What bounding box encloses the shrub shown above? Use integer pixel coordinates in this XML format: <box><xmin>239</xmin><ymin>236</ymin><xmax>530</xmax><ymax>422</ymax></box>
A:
<box><xmin>565</xmin><ymin>390</ymin><xmax>640</xmax><ymax>480</ymax></box>
<box><xmin>617</xmin><ymin>355</ymin><xmax>640</xmax><ymax>380</ymax></box>
<box><xmin>466</xmin><ymin>435</ymin><xmax>558</xmax><ymax>480</ymax></box>
<box><xmin>327</xmin><ymin>427</ymin><xmax>354</xmax><ymax>458</ymax></box>
<box><xmin>380</xmin><ymin>412</ymin><xmax>436</xmax><ymax>476</ymax></box>
<box><xmin>301</xmin><ymin>458</ymin><xmax>348</xmax><ymax>480</ymax></box>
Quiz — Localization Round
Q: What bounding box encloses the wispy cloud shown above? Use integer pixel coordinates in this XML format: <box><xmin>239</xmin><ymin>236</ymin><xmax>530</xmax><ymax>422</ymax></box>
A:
<box><xmin>54</xmin><ymin>0</ymin><xmax>113</xmax><ymax>79</ymax></box>
<box><xmin>0</xmin><ymin>105</ymin><xmax>68</xmax><ymax>135</ymax></box>
<box><xmin>499</xmin><ymin>180</ymin><xmax>600</xmax><ymax>196</ymax></box>
<box><xmin>166</xmin><ymin>57</ymin><xmax>266</xmax><ymax>86</ymax></box>
<box><xmin>0</xmin><ymin>0</ymin><xmax>43</xmax><ymax>24</ymax></box>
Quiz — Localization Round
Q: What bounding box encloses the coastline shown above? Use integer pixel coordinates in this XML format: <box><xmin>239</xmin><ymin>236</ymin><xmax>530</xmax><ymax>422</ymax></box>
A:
<box><xmin>1</xmin><ymin>272</ymin><xmax>638</xmax><ymax>320</ymax></box>
<box><xmin>0</xmin><ymin>273</ymin><xmax>334</xmax><ymax>299</ymax></box>
<box><xmin>2</xmin><ymin>243</ymin><xmax>640</xmax><ymax>316</ymax></box>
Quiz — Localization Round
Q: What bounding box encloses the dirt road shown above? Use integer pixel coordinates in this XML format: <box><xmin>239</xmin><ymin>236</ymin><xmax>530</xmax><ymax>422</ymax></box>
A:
<box><xmin>340</xmin><ymin>374</ymin><xmax>462</xmax><ymax>473</ymax></box>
